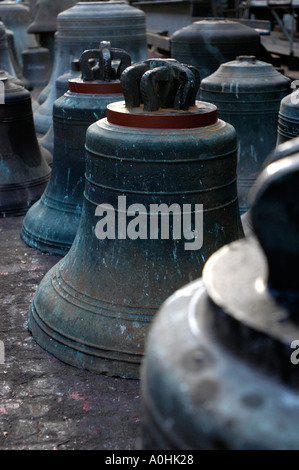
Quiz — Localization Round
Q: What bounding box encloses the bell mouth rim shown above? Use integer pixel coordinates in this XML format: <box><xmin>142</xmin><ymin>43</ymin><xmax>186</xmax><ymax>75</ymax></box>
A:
<box><xmin>106</xmin><ymin>100</ymin><xmax>218</xmax><ymax>129</ymax></box>
<box><xmin>68</xmin><ymin>79</ymin><xmax>122</xmax><ymax>95</ymax></box>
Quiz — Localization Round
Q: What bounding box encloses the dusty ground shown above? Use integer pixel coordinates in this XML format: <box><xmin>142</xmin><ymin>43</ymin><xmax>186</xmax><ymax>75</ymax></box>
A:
<box><xmin>0</xmin><ymin>216</ymin><xmax>141</xmax><ymax>450</ymax></box>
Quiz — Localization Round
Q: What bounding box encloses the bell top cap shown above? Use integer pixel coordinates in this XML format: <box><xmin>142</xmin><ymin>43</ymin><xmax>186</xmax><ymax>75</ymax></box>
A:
<box><xmin>171</xmin><ymin>18</ymin><xmax>260</xmax><ymax>44</ymax></box>
<box><xmin>200</xmin><ymin>55</ymin><xmax>291</xmax><ymax>92</ymax></box>
<box><xmin>0</xmin><ymin>70</ymin><xmax>30</xmax><ymax>102</ymax></box>
<box><xmin>278</xmin><ymin>84</ymin><xmax>299</xmax><ymax>113</ymax></box>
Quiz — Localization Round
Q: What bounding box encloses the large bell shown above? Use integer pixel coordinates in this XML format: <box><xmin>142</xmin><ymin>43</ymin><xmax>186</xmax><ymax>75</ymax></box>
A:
<box><xmin>0</xmin><ymin>0</ymin><xmax>39</xmax><ymax>67</ymax></box>
<box><xmin>0</xmin><ymin>70</ymin><xmax>50</xmax><ymax>217</ymax></box>
<box><xmin>141</xmin><ymin>149</ymin><xmax>299</xmax><ymax>450</ymax></box>
<box><xmin>277</xmin><ymin>85</ymin><xmax>299</xmax><ymax>144</ymax></box>
<box><xmin>28</xmin><ymin>59</ymin><xmax>244</xmax><ymax>379</ymax></box>
<box><xmin>33</xmin><ymin>1</ymin><xmax>148</xmax><ymax>135</ymax></box>
<box><xmin>27</xmin><ymin>0</ymin><xmax>78</xmax><ymax>59</ymax></box>
<box><xmin>171</xmin><ymin>19</ymin><xmax>263</xmax><ymax>85</ymax></box>
<box><xmin>200</xmin><ymin>56</ymin><xmax>290</xmax><ymax>214</ymax></box>
<box><xmin>21</xmin><ymin>43</ymin><xmax>131</xmax><ymax>256</ymax></box>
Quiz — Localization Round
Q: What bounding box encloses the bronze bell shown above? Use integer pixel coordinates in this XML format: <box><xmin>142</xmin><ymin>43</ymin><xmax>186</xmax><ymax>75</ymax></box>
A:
<box><xmin>141</xmin><ymin>149</ymin><xmax>299</xmax><ymax>450</ymax></box>
<box><xmin>28</xmin><ymin>0</ymin><xmax>78</xmax><ymax>34</ymax></box>
<box><xmin>171</xmin><ymin>19</ymin><xmax>263</xmax><ymax>85</ymax></box>
<box><xmin>33</xmin><ymin>1</ymin><xmax>148</xmax><ymax>134</ymax></box>
<box><xmin>21</xmin><ymin>42</ymin><xmax>131</xmax><ymax>255</ymax></box>
<box><xmin>0</xmin><ymin>21</ymin><xmax>29</xmax><ymax>89</ymax></box>
<box><xmin>28</xmin><ymin>59</ymin><xmax>244</xmax><ymax>379</ymax></box>
<box><xmin>38</xmin><ymin>58</ymin><xmax>81</xmax><ymax>159</ymax></box>
<box><xmin>27</xmin><ymin>0</ymin><xmax>78</xmax><ymax>60</ymax></box>
<box><xmin>5</xmin><ymin>27</ymin><xmax>32</xmax><ymax>91</ymax></box>
<box><xmin>277</xmin><ymin>84</ymin><xmax>299</xmax><ymax>144</ymax></box>
<box><xmin>0</xmin><ymin>70</ymin><xmax>51</xmax><ymax>217</ymax></box>
<box><xmin>21</xmin><ymin>46</ymin><xmax>52</xmax><ymax>89</ymax></box>
<box><xmin>200</xmin><ymin>56</ymin><xmax>291</xmax><ymax>214</ymax></box>
<box><xmin>0</xmin><ymin>0</ymin><xmax>39</xmax><ymax>67</ymax></box>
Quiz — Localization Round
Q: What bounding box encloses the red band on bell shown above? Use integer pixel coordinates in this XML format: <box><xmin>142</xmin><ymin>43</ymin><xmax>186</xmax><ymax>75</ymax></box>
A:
<box><xmin>68</xmin><ymin>80</ymin><xmax>122</xmax><ymax>95</ymax></box>
<box><xmin>106</xmin><ymin>101</ymin><xmax>218</xmax><ymax>129</ymax></box>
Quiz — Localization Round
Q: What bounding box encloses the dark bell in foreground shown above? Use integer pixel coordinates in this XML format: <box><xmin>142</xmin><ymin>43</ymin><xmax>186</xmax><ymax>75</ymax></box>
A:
<box><xmin>140</xmin><ymin>144</ymin><xmax>299</xmax><ymax>450</ymax></box>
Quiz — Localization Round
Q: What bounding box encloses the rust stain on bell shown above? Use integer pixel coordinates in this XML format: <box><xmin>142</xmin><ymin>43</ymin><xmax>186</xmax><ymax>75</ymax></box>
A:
<box><xmin>28</xmin><ymin>58</ymin><xmax>244</xmax><ymax>379</ymax></box>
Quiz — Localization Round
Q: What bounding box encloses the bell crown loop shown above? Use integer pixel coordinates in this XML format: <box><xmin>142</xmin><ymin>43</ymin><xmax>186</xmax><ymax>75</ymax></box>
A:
<box><xmin>68</xmin><ymin>42</ymin><xmax>131</xmax><ymax>94</ymax></box>
<box><xmin>120</xmin><ymin>58</ymin><xmax>200</xmax><ymax>112</ymax></box>
<box><xmin>79</xmin><ymin>41</ymin><xmax>131</xmax><ymax>82</ymax></box>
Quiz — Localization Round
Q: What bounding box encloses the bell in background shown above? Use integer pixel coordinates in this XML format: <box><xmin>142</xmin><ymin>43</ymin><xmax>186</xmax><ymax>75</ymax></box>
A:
<box><xmin>21</xmin><ymin>45</ymin><xmax>52</xmax><ymax>90</ymax></box>
<box><xmin>277</xmin><ymin>83</ymin><xmax>299</xmax><ymax>144</ymax></box>
<box><xmin>33</xmin><ymin>1</ymin><xmax>148</xmax><ymax>135</ymax></box>
<box><xmin>140</xmin><ymin>150</ymin><xmax>299</xmax><ymax>450</ymax></box>
<box><xmin>38</xmin><ymin>58</ymin><xmax>81</xmax><ymax>157</ymax></box>
<box><xmin>5</xmin><ymin>27</ymin><xmax>32</xmax><ymax>91</ymax></box>
<box><xmin>0</xmin><ymin>0</ymin><xmax>39</xmax><ymax>67</ymax></box>
<box><xmin>171</xmin><ymin>19</ymin><xmax>264</xmax><ymax>86</ymax></box>
<box><xmin>27</xmin><ymin>0</ymin><xmax>78</xmax><ymax>61</ymax></box>
<box><xmin>21</xmin><ymin>42</ymin><xmax>131</xmax><ymax>256</ymax></box>
<box><xmin>200</xmin><ymin>56</ymin><xmax>290</xmax><ymax>214</ymax></box>
<box><xmin>27</xmin><ymin>59</ymin><xmax>244</xmax><ymax>379</ymax></box>
<box><xmin>0</xmin><ymin>21</ymin><xmax>30</xmax><ymax>89</ymax></box>
<box><xmin>0</xmin><ymin>70</ymin><xmax>51</xmax><ymax>217</ymax></box>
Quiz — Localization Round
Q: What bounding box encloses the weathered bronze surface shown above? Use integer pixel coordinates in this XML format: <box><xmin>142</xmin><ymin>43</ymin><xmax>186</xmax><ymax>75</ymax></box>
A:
<box><xmin>33</xmin><ymin>1</ymin><xmax>148</xmax><ymax>134</ymax></box>
<box><xmin>28</xmin><ymin>59</ymin><xmax>244</xmax><ymax>379</ymax></box>
<box><xmin>27</xmin><ymin>0</ymin><xmax>78</xmax><ymax>33</ymax></box>
<box><xmin>0</xmin><ymin>71</ymin><xmax>51</xmax><ymax>217</ymax></box>
<box><xmin>38</xmin><ymin>59</ymin><xmax>81</xmax><ymax>158</ymax></box>
<box><xmin>200</xmin><ymin>56</ymin><xmax>290</xmax><ymax>214</ymax></box>
<box><xmin>0</xmin><ymin>21</ymin><xmax>29</xmax><ymax>89</ymax></box>
<box><xmin>171</xmin><ymin>19</ymin><xmax>262</xmax><ymax>84</ymax></box>
<box><xmin>21</xmin><ymin>45</ymin><xmax>52</xmax><ymax>88</ymax></box>
<box><xmin>242</xmin><ymin>136</ymin><xmax>299</xmax><ymax>236</ymax></box>
<box><xmin>277</xmin><ymin>86</ymin><xmax>299</xmax><ymax>144</ymax></box>
<box><xmin>0</xmin><ymin>0</ymin><xmax>38</xmax><ymax>67</ymax></box>
<box><xmin>21</xmin><ymin>43</ymin><xmax>129</xmax><ymax>255</ymax></box>
<box><xmin>27</xmin><ymin>0</ymin><xmax>78</xmax><ymax>60</ymax></box>
<box><xmin>141</xmin><ymin>147</ymin><xmax>299</xmax><ymax>450</ymax></box>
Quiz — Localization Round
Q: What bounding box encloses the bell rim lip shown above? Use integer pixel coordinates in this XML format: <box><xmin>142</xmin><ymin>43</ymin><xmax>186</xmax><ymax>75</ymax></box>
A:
<box><xmin>106</xmin><ymin>100</ymin><xmax>218</xmax><ymax>129</ymax></box>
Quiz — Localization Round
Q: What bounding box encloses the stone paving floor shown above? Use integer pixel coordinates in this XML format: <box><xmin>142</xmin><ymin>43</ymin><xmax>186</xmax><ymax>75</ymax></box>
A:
<box><xmin>0</xmin><ymin>216</ymin><xmax>141</xmax><ymax>450</ymax></box>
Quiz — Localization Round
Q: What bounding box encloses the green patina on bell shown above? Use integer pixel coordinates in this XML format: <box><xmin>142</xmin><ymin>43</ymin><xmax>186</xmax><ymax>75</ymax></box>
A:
<box><xmin>0</xmin><ymin>71</ymin><xmax>51</xmax><ymax>217</ymax></box>
<box><xmin>171</xmin><ymin>19</ymin><xmax>263</xmax><ymax>85</ymax></box>
<box><xmin>33</xmin><ymin>1</ymin><xmax>148</xmax><ymax>135</ymax></box>
<box><xmin>21</xmin><ymin>42</ymin><xmax>130</xmax><ymax>255</ymax></box>
<box><xmin>200</xmin><ymin>55</ymin><xmax>290</xmax><ymax>214</ymax></box>
<box><xmin>277</xmin><ymin>85</ymin><xmax>299</xmax><ymax>144</ymax></box>
<box><xmin>28</xmin><ymin>58</ymin><xmax>243</xmax><ymax>379</ymax></box>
